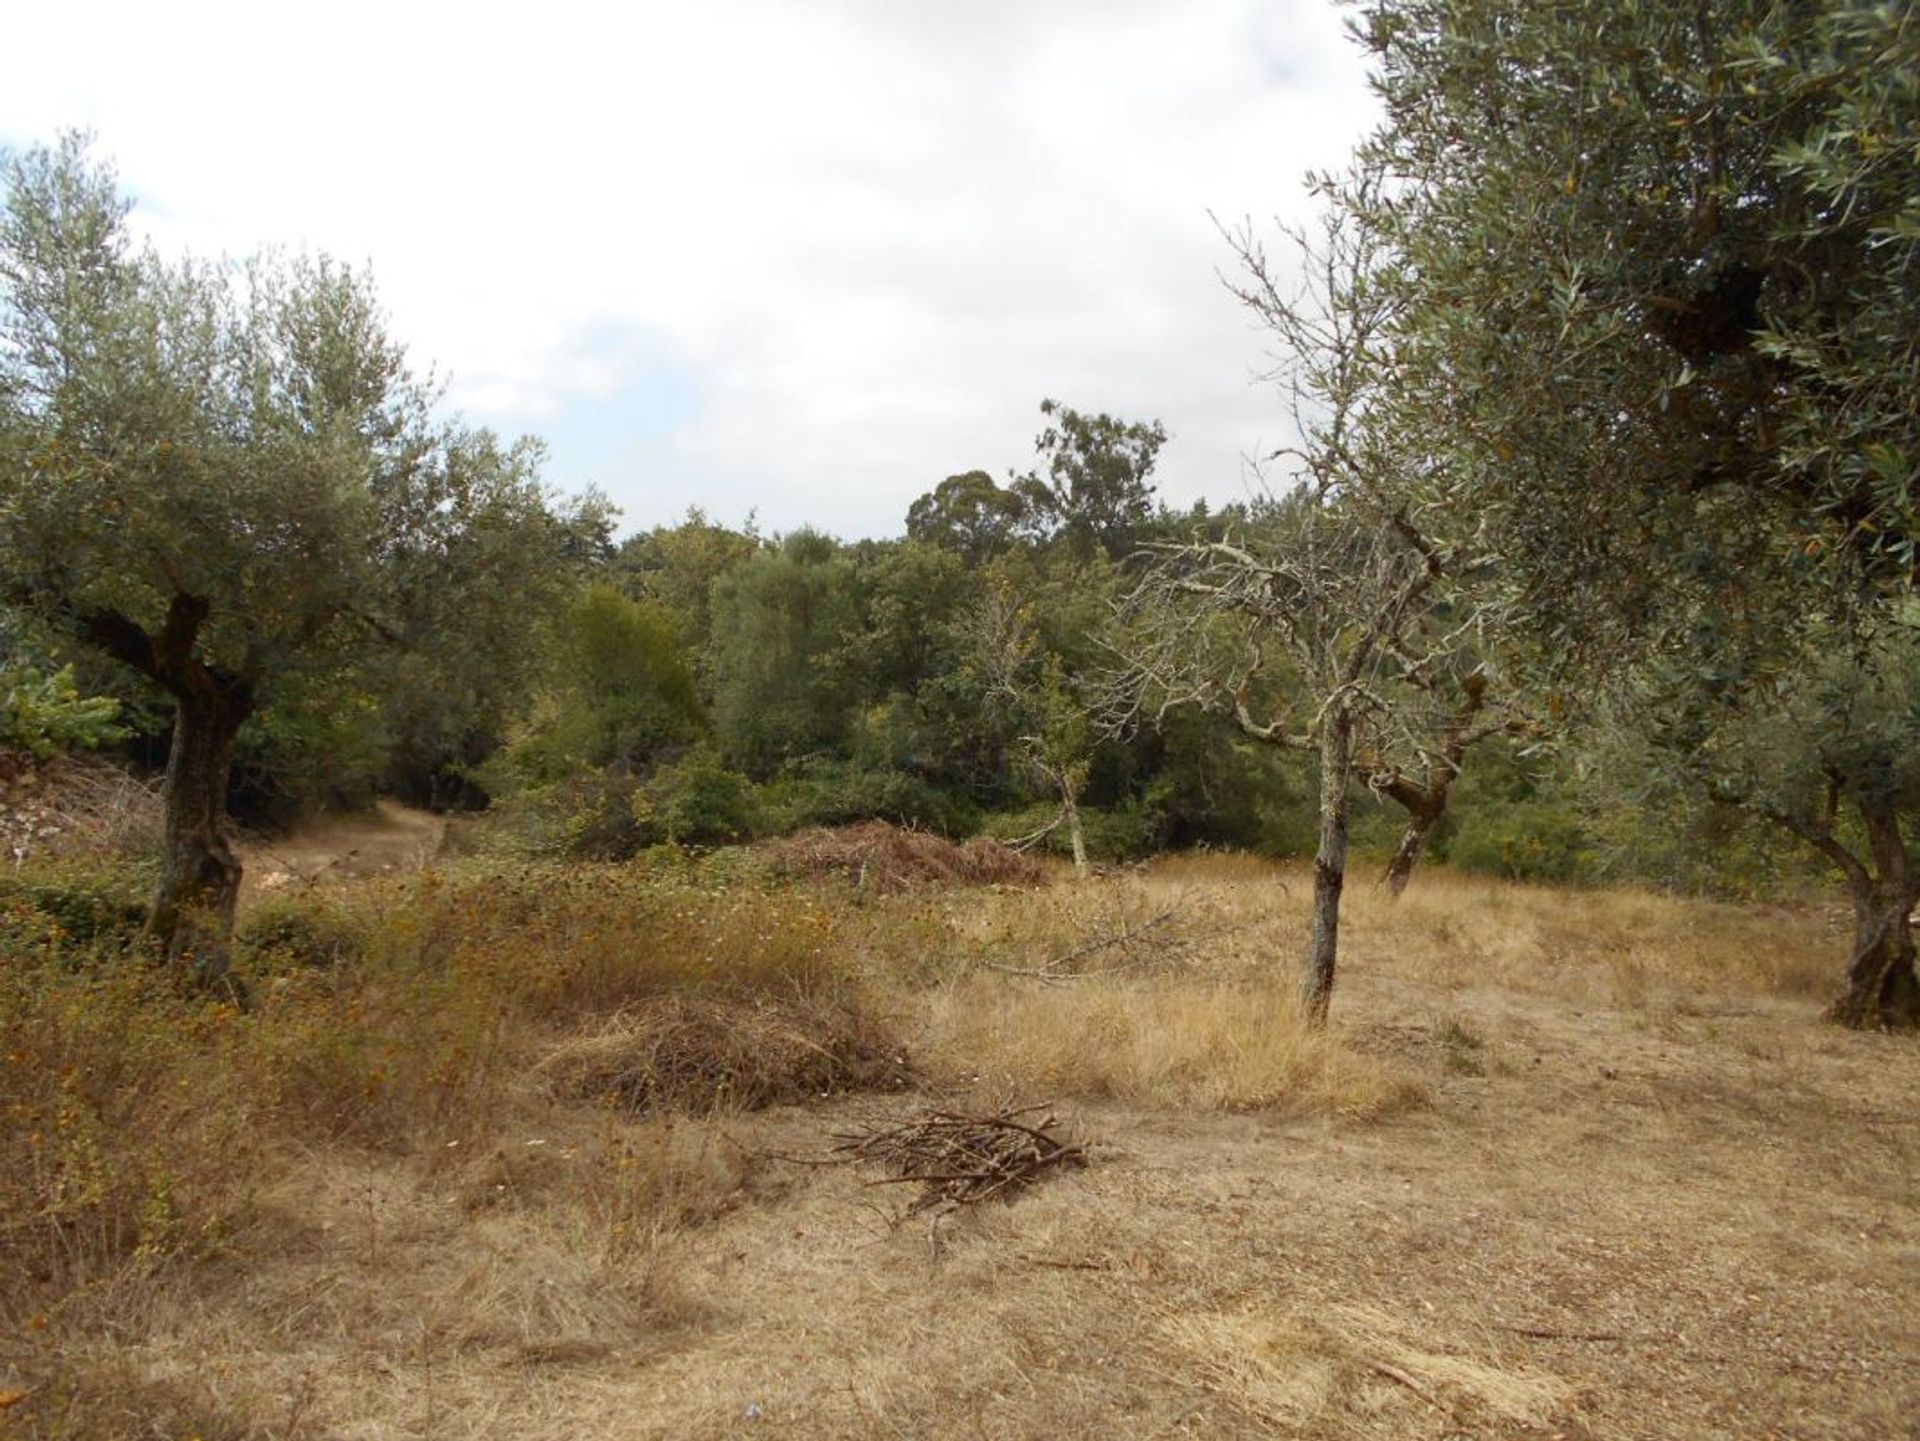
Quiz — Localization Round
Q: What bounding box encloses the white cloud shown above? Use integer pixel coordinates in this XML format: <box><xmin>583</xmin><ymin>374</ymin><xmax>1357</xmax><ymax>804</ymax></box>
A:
<box><xmin>3</xmin><ymin>0</ymin><xmax>1379</xmax><ymax>536</ymax></box>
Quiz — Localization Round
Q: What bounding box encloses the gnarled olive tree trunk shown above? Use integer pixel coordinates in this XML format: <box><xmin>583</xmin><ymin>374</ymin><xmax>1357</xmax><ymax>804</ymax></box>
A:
<box><xmin>147</xmin><ymin>681</ymin><xmax>253</xmax><ymax>985</ymax></box>
<box><xmin>78</xmin><ymin>591</ymin><xmax>255</xmax><ymax>989</ymax></box>
<box><xmin>1779</xmin><ymin>799</ymin><xmax>1920</xmax><ymax>1030</ymax></box>
<box><xmin>1831</xmin><ymin>898</ymin><xmax>1919</xmax><ymax>1029</ymax></box>
<box><xmin>1828</xmin><ymin>808</ymin><xmax>1919</xmax><ymax>1029</ymax></box>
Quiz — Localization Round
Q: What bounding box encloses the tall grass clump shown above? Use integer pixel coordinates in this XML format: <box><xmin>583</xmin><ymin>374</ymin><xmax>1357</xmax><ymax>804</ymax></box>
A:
<box><xmin>0</xmin><ymin>854</ymin><xmax>884</xmax><ymax>1331</ymax></box>
<box><xmin>913</xmin><ymin>973</ymin><xmax>1421</xmax><ymax>1118</ymax></box>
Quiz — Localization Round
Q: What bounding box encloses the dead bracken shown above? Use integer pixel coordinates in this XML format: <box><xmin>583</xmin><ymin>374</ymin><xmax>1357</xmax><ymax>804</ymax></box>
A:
<box><xmin>537</xmin><ymin>993</ymin><xmax>912</xmax><ymax>1115</ymax></box>
<box><xmin>756</xmin><ymin>821</ymin><xmax>1046</xmax><ymax>894</ymax></box>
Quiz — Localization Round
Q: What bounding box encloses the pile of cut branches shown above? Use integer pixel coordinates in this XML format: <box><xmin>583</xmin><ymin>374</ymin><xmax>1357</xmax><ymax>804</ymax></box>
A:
<box><xmin>832</xmin><ymin>1102</ymin><xmax>1087</xmax><ymax>1215</ymax></box>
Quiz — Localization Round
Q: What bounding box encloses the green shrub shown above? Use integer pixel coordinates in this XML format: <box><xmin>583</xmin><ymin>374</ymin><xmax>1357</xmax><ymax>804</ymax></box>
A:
<box><xmin>635</xmin><ymin>750</ymin><xmax>763</xmax><ymax>848</ymax></box>
<box><xmin>1446</xmin><ymin>800</ymin><xmax>1597</xmax><ymax>883</ymax></box>
<box><xmin>0</xmin><ymin>662</ymin><xmax>126</xmax><ymax>758</ymax></box>
<box><xmin>0</xmin><ymin>858</ymin><xmax>153</xmax><ymax>954</ymax></box>
<box><xmin>760</xmin><ymin>760</ymin><xmax>976</xmax><ymax>836</ymax></box>
<box><xmin>479</xmin><ymin>769</ymin><xmax>650</xmax><ymax>861</ymax></box>
<box><xmin>235</xmin><ymin>896</ymin><xmax>367</xmax><ymax>970</ymax></box>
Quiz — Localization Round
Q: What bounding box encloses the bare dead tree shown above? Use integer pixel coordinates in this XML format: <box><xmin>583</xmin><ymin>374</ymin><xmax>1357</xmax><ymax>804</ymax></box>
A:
<box><xmin>1104</xmin><ymin>178</ymin><xmax>1515</xmax><ymax>1020</ymax></box>
<box><xmin>1109</xmin><ymin>498</ymin><xmax>1510</xmax><ymax>1018</ymax></box>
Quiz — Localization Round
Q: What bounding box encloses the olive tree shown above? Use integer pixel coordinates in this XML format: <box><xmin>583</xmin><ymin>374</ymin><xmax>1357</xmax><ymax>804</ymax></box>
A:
<box><xmin>1347</xmin><ymin>0</ymin><xmax>1920</xmax><ymax>1022</ymax></box>
<box><xmin>1610</xmin><ymin>612</ymin><xmax>1920</xmax><ymax>1026</ymax></box>
<box><xmin>0</xmin><ymin>136</ymin><xmax>582</xmax><ymax>979</ymax></box>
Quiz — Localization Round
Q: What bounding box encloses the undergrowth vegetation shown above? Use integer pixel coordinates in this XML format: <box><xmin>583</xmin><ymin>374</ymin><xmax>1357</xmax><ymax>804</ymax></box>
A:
<box><xmin>0</xmin><ymin>856</ymin><xmax>866</xmax><ymax>1326</ymax></box>
<box><xmin>0</xmin><ymin>843</ymin><xmax>1854</xmax><ymax>1437</ymax></box>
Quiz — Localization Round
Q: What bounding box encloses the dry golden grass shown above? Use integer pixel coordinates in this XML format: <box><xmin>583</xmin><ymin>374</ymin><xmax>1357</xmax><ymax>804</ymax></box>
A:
<box><xmin>1164</xmin><ymin>1299</ymin><xmax>1574</xmax><ymax>1431</ymax></box>
<box><xmin>1</xmin><ymin>836</ymin><xmax>1912</xmax><ymax>1439</ymax></box>
<box><xmin>914</xmin><ymin>973</ymin><xmax>1420</xmax><ymax>1116</ymax></box>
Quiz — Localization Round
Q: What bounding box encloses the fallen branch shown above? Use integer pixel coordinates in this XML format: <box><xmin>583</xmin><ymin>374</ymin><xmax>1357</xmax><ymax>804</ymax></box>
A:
<box><xmin>1017</xmin><ymin>1254</ymin><xmax>1113</xmax><ymax>1272</ymax></box>
<box><xmin>1366</xmin><ymin>1360</ymin><xmax>1447</xmax><ymax>1411</ymax></box>
<box><xmin>1501</xmin><ymin>1325</ymin><xmax>1645</xmax><ymax>1343</ymax></box>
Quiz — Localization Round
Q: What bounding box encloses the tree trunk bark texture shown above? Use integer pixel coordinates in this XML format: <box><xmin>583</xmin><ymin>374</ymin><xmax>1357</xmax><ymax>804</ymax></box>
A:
<box><xmin>1831</xmin><ymin>893</ymin><xmax>1920</xmax><ymax>1029</ymax></box>
<box><xmin>1771</xmin><ymin>799</ymin><xmax>1919</xmax><ymax>1030</ymax></box>
<box><xmin>1305</xmin><ymin>714</ymin><xmax>1355</xmax><ymax>1024</ymax></box>
<box><xmin>1383</xmin><ymin>803</ymin><xmax>1443</xmax><ymax>899</ymax></box>
<box><xmin>147</xmin><ymin>688</ymin><xmax>249</xmax><ymax>989</ymax></box>
<box><xmin>1064</xmin><ymin>793</ymin><xmax>1090</xmax><ymax>879</ymax></box>
<box><xmin>1827</xmin><ymin>807</ymin><xmax>1920</xmax><ymax>1029</ymax></box>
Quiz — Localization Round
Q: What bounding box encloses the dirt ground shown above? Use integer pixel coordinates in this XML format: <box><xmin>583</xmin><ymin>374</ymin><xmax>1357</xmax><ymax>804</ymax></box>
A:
<box><xmin>431</xmin><ymin>980</ymin><xmax>1916</xmax><ymax>1439</ymax></box>
<box><xmin>10</xmin><ymin>857</ymin><xmax>1917</xmax><ymax>1439</ymax></box>
<box><xmin>240</xmin><ymin>802</ymin><xmax>447</xmax><ymax>903</ymax></box>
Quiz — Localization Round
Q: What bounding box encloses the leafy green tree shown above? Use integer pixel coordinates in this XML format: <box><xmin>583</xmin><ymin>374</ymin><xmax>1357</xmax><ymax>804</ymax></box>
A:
<box><xmin>1347</xmin><ymin>0</ymin><xmax>1920</xmax><ymax>1021</ymax></box>
<box><xmin>1613</xmin><ymin>613</ymin><xmax>1920</xmax><ymax>1025</ymax></box>
<box><xmin>0</xmin><ymin>136</ymin><xmax>581</xmax><ymax>978</ymax></box>
<box><xmin>1014</xmin><ymin>400</ymin><xmax>1167</xmax><ymax>560</ymax></box>
<box><xmin>905</xmin><ymin>470</ymin><xmax>1028</xmax><ymax>562</ymax></box>
<box><xmin>500</xmin><ymin>582</ymin><xmax>702</xmax><ymax>784</ymax></box>
<box><xmin>845</xmin><ymin>539</ymin><xmax>971</xmax><ymax>702</ymax></box>
<box><xmin>704</xmin><ymin>530</ymin><xmax>863</xmax><ymax>778</ymax></box>
<box><xmin>1355</xmin><ymin>0</ymin><xmax>1918</xmax><ymax>645</ymax></box>
<box><xmin>613</xmin><ymin>507</ymin><xmax>762</xmax><ymax>657</ymax></box>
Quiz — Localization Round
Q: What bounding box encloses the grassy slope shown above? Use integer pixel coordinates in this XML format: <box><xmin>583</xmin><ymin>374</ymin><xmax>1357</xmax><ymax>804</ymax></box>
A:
<box><xmin>2</xmin><ymin>848</ymin><xmax>1914</xmax><ymax>1439</ymax></box>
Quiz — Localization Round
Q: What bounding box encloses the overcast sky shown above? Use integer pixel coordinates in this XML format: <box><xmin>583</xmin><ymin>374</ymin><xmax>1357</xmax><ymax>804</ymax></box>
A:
<box><xmin>3</xmin><ymin>1</ymin><xmax>1379</xmax><ymax>539</ymax></box>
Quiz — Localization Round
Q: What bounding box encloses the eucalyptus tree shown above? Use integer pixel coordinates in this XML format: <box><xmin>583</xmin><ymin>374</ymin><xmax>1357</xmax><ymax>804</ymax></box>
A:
<box><xmin>905</xmin><ymin>470</ymin><xmax>1028</xmax><ymax>564</ymax></box>
<box><xmin>1013</xmin><ymin>400</ymin><xmax>1168</xmax><ymax>561</ymax></box>
<box><xmin>0</xmin><ymin>136</ymin><xmax>584</xmax><ymax>979</ymax></box>
<box><xmin>1347</xmin><ymin>0</ymin><xmax>1919</xmax><ymax>1021</ymax></box>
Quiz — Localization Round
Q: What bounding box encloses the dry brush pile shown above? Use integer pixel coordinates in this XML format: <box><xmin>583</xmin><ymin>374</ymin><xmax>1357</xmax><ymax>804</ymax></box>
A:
<box><xmin>756</xmin><ymin>821</ymin><xmax>1047</xmax><ymax>893</ymax></box>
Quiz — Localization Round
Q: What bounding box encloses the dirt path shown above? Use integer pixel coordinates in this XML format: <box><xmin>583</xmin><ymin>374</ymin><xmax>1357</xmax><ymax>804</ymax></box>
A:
<box><xmin>240</xmin><ymin>799</ymin><xmax>446</xmax><ymax>905</ymax></box>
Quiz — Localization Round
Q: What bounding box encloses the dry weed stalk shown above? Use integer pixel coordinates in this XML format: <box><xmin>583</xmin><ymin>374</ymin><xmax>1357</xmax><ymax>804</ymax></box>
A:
<box><xmin>832</xmin><ymin>1103</ymin><xmax>1088</xmax><ymax>1215</ymax></box>
<box><xmin>1</xmin><ymin>750</ymin><xmax>163</xmax><ymax>863</ymax></box>
<box><xmin>981</xmin><ymin>889</ymin><xmax>1243</xmax><ymax>982</ymax></box>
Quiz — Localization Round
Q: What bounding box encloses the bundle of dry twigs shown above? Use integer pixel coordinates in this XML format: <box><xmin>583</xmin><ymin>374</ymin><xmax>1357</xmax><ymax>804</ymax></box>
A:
<box><xmin>831</xmin><ymin>1103</ymin><xmax>1087</xmax><ymax>1215</ymax></box>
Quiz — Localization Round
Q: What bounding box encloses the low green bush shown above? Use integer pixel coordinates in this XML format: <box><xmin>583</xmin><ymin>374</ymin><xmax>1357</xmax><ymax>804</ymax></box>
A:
<box><xmin>760</xmin><ymin>760</ymin><xmax>976</xmax><ymax>836</ymax></box>
<box><xmin>1446</xmin><ymin>800</ymin><xmax>1597</xmax><ymax>883</ymax></box>
<box><xmin>635</xmin><ymin>750</ymin><xmax>764</xmax><ymax>847</ymax></box>
<box><xmin>0</xmin><ymin>858</ymin><xmax>153</xmax><ymax>955</ymax></box>
<box><xmin>235</xmin><ymin>895</ymin><xmax>367</xmax><ymax>970</ymax></box>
